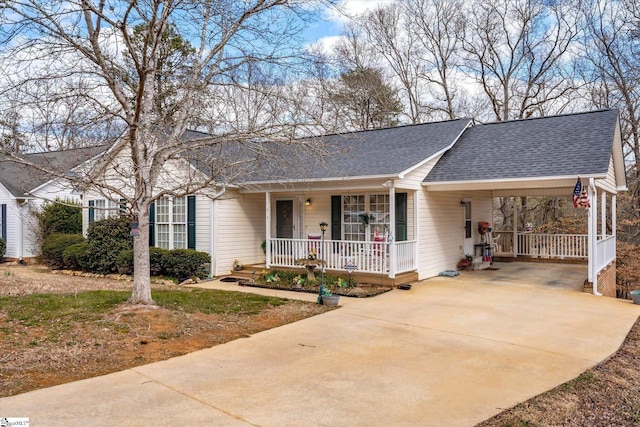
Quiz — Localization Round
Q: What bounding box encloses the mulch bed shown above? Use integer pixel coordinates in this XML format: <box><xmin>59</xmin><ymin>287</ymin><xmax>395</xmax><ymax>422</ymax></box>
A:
<box><xmin>238</xmin><ymin>280</ymin><xmax>392</xmax><ymax>298</ymax></box>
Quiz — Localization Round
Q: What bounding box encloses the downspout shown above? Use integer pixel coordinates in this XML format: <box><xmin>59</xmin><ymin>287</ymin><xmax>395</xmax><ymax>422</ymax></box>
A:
<box><xmin>589</xmin><ymin>178</ymin><xmax>601</xmax><ymax>296</ymax></box>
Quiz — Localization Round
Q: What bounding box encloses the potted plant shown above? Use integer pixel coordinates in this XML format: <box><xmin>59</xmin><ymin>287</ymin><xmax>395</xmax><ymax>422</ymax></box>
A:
<box><xmin>630</xmin><ymin>290</ymin><xmax>640</xmax><ymax>305</ymax></box>
<box><xmin>233</xmin><ymin>259</ymin><xmax>243</xmax><ymax>271</ymax></box>
<box><xmin>320</xmin><ymin>286</ymin><xmax>340</xmax><ymax>306</ymax></box>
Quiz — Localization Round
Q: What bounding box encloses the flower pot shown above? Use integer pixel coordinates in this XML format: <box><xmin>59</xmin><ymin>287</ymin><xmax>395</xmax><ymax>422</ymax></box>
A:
<box><xmin>322</xmin><ymin>295</ymin><xmax>340</xmax><ymax>306</ymax></box>
<box><xmin>630</xmin><ymin>290</ymin><xmax>640</xmax><ymax>305</ymax></box>
<box><xmin>233</xmin><ymin>266</ymin><xmax>242</xmax><ymax>271</ymax></box>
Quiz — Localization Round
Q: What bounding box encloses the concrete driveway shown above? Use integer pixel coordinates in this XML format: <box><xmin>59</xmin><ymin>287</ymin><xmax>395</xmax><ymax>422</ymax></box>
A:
<box><xmin>2</xmin><ymin>263</ymin><xmax>639</xmax><ymax>426</ymax></box>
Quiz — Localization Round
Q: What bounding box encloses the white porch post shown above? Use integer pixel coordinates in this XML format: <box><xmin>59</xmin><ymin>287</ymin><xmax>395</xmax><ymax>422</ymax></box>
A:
<box><xmin>588</xmin><ymin>178</ymin><xmax>601</xmax><ymax>295</ymax></box>
<box><xmin>265</xmin><ymin>192</ymin><xmax>271</xmax><ymax>269</ymax></box>
<box><xmin>612</xmin><ymin>194</ymin><xmax>617</xmax><ymax>237</ymax></box>
<box><xmin>414</xmin><ymin>190</ymin><xmax>419</xmax><ymax>271</ymax></box>
<box><xmin>388</xmin><ymin>186</ymin><xmax>396</xmax><ymax>279</ymax></box>
<box><xmin>513</xmin><ymin>197</ymin><xmax>518</xmax><ymax>257</ymax></box>
<box><xmin>601</xmin><ymin>191</ymin><xmax>607</xmax><ymax>238</ymax></box>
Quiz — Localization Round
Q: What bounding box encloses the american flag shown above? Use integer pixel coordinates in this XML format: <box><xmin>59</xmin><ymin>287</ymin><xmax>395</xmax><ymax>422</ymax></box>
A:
<box><xmin>573</xmin><ymin>178</ymin><xmax>582</xmax><ymax>208</ymax></box>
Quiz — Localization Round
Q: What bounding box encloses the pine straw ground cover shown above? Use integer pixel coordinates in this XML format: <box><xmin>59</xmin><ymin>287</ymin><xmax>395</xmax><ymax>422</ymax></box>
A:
<box><xmin>0</xmin><ymin>264</ymin><xmax>332</xmax><ymax>397</ymax></box>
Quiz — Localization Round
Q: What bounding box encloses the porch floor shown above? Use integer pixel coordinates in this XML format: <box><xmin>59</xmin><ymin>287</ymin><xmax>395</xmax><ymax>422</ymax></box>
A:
<box><xmin>458</xmin><ymin>262</ymin><xmax>588</xmax><ymax>292</ymax></box>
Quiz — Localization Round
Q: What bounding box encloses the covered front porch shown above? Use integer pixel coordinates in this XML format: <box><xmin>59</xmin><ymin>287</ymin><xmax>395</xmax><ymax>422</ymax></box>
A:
<box><xmin>260</xmin><ymin>184</ymin><xmax>420</xmax><ymax>284</ymax></box>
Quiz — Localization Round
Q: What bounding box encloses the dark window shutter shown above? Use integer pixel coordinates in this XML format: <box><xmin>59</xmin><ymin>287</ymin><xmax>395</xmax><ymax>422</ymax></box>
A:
<box><xmin>395</xmin><ymin>192</ymin><xmax>407</xmax><ymax>241</ymax></box>
<box><xmin>149</xmin><ymin>202</ymin><xmax>155</xmax><ymax>247</ymax></box>
<box><xmin>88</xmin><ymin>200</ymin><xmax>95</xmax><ymax>224</ymax></box>
<box><xmin>119</xmin><ymin>199</ymin><xmax>126</xmax><ymax>216</ymax></box>
<box><xmin>1</xmin><ymin>204</ymin><xmax>6</xmax><ymax>241</ymax></box>
<box><xmin>331</xmin><ymin>196</ymin><xmax>341</xmax><ymax>240</ymax></box>
<box><xmin>187</xmin><ymin>196</ymin><xmax>196</xmax><ymax>250</ymax></box>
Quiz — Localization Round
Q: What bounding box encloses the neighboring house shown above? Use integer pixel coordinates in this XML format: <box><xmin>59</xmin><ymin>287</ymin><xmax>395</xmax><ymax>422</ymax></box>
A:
<box><xmin>0</xmin><ymin>146</ymin><xmax>108</xmax><ymax>262</ymax></box>
<box><xmin>81</xmin><ymin>110</ymin><xmax>625</xmax><ymax>297</ymax></box>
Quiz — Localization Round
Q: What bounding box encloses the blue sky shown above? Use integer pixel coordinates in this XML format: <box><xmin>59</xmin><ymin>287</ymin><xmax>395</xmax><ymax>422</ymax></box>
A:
<box><xmin>301</xmin><ymin>0</ymin><xmax>396</xmax><ymax>49</ymax></box>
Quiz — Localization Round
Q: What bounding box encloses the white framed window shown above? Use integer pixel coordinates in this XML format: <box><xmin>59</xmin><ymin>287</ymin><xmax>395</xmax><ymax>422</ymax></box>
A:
<box><xmin>343</xmin><ymin>195</ymin><xmax>365</xmax><ymax>241</ymax></box>
<box><xmin>342</xmin><ymin>194</ymin><xmax>390</xmax><ymax>241</ymax></box>
<box><xmin>155</xmin><ymin>196</ymin><xmax>187</xmax><ymax>250</ymax></box>
<box><xmin>89</xmin><ymin>199</ymin><xmax>120</xmax><ymax>223</ymax></box>
<box><xmin>369</xmin><ymin>194</ymin><xmax>390</xmax><ymax>240</ymax></box>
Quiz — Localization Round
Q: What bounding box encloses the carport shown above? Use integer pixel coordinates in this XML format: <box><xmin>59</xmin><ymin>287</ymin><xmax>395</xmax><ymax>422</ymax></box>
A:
<box><xmin>423</xmin><ymin>110</ymin><xmax>627</xmax><ymax>297</ymax></box>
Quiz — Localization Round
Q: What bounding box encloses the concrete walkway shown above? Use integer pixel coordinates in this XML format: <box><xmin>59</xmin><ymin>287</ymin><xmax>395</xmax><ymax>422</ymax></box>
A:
<box><xmin>2</xmin><ymin>263</ymin><xmax>639</xmax><ymax>426</ymax></box>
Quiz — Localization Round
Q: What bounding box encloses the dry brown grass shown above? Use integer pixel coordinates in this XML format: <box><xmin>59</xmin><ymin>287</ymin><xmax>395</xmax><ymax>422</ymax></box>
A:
<box><xmin>0</xmin><ymin>264</ymin><xmax>331</xmax><ymax>397</ymax></box>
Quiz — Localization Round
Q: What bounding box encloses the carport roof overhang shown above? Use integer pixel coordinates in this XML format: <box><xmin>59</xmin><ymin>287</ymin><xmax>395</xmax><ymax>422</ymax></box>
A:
<box><xmin>423</xmin><ymin>173</ymin><xmax>612</xmax><ymax>196</ymax></box>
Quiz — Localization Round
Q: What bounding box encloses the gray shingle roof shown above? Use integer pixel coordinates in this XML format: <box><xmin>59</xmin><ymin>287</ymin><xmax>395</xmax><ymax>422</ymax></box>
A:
<box><xmin>424</xmin><ymin>110</ymin><xmax>619</xmax><ymax>183</ymax></box>
<box><xmin>242</xmin><ymin>119</ymin><xmax>471</xmax><ymax>182</ymax></box>
<box><xmin>0</xmin><ymin>145</ymin><xmax>109</xmax><ymax>197</ymax></box>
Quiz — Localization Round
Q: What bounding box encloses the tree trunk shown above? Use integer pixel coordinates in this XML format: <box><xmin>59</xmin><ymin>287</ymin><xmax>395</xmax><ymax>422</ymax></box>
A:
<box><xmin>128</xmin><ymin>206</ymin><xmax>154</xmax><ymax>305</ymax></box>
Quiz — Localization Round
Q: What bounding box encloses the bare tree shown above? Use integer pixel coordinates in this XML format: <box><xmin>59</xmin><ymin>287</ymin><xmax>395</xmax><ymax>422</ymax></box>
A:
<box><xmin>404</xmin><ymin>0</ymin><xmax>466</xmax><ymax>120</ymax></box>
<box><xmin>580</xmin><ymin>0</ymin><xmax>640</xmax><ymax>215</ymax></box>
<box><xmin>461</xmin><ymin>0</ymin><xmax>579</xmax><ymax>121</ymax></box>
<box><xmin>0</xmin><ymin>0</ymin><xmax>332</xmax><ymax>305</ymax></box>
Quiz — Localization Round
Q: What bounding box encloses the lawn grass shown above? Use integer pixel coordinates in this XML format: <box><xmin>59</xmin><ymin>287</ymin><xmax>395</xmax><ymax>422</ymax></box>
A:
<box><xmin>0</xmin><ymin>288</ymin><xmax>290</xmax><ymax>327</ymax></box>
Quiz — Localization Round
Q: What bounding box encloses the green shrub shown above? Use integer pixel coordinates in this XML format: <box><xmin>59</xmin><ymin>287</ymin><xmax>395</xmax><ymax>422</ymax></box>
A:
<box><xmin>36</xmin><ymin>199</ymin><xmax>82</xmax><ymax>239</ymax></box>
<box><xmin>42</xmin><ymin>233</ymin><xmax>85</xmax><ymax>269</ymax></box>
<box><xmin>84</xmin><ymin>217</ymin><xmax>133</xmax><ymax>274</ymax></box>
<box><xmin>150</xmin><ymin>247</ymin><xmax>169</xmax><ymax>275</ymax></box>
<box><xmin>162</xmin><ymin>249</ymin><xmax>210</xmax><ymax>280</ymax></box>
<box><xmin>62</xmin><ymin>242</ymin><xmax>91</xmax><ymax>271</ymax></box>
<box><xmin>116</xmin><ymin>247</ymin><xmax>169</xmax><ymax>276</ymax></box>
<box><xmin>0</xmin><ymin>237</ymin><xmax>5</xmax><ymax>258</ymax></box>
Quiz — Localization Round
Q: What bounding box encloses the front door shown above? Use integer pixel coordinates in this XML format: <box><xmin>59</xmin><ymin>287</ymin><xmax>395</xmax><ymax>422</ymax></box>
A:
<box><xmin>276</xmin><ymin>200</ymin><xmax>294</xmax><ymax>238</ymax></box>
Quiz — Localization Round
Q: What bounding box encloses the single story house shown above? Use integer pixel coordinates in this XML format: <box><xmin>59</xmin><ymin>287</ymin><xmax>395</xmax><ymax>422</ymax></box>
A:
<box><xmin>82</xmin><ymin>110</ymin><xmax>625</xmax><ymax>296</ymax></box>
<box><xmin>0</xmin><ymin>146</ymin><xmax>109</xmax><ymax>262</ymax></box>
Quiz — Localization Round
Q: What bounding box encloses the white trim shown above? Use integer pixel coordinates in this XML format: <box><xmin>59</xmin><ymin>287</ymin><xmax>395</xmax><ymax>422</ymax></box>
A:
<box><xmin>265</xmin><ymin>192</ymin><xmax>271</xmax><ymax>269</ymax></box>
<box><xmin>422</xmin><ymin>174</ymin><xmax>607</xmax><ymax>187</ymax></box>
<box><xmin>214</xmin><ymin>200</ymin><xmax>218</xmax><ymax>278</ymax></box>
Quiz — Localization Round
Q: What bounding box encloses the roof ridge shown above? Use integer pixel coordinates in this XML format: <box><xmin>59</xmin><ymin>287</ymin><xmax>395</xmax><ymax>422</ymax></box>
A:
<box><xmin>473</xmin><ymin>109</ymin><xmax>617</xmax><ymax>127</ymax></box>
<box><xmin>23</xmin><ymin>144</ymin><xmax>110</xmax><ymax>157</ymax></box>
<box><xmin>302</xmin><ymin>117</ymin><xmax>472</xmax><ymax>140</ymax></box>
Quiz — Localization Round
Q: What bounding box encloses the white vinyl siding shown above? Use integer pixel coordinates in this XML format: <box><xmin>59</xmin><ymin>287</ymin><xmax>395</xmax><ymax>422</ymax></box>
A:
<box><xmin>214</xmin><ymin>192</ymin><xmax>265</xmax><ymax>276</ymax></box>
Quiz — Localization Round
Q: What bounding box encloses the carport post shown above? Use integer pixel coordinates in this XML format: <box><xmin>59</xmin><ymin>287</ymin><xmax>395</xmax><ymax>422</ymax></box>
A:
<box><xmin>512</xmin><ymin>198</ymin><xmax>518</xmax><ymax>257</ymax></box>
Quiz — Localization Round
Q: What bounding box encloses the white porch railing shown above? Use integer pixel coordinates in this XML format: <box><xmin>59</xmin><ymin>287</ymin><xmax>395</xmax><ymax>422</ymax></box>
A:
<box><xmin>268</xmin><ymin>238</ymin><xmax>417</xmax><ymax>276</ymax></box>
<box><xmin>494</xmin><ymin>232</ymin><xmax>588</xmax><ymax>259</ymax></box>
<box><xmin>596</xmin><ymin>235</ymin><xmax>616</xmax><ymax>272</ymax></box>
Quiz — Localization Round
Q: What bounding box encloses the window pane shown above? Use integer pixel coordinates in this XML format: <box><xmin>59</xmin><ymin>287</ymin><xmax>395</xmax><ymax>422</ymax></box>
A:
<box><xmin>173</xmin><ymin>197</ymin><xmax>186</xmax><ymax>223</ymax></box>
<box><xmin>369</xmin><ymin>194</ymin><xmax>390</xmax><ymax>240</ymax></box>
<box><xmin>173</xmin><ymin>224</ymin><xmax>186</xmax><ymax>249</ymax></box>
<box><xmin>343</xmin><ymin>195</ymin><xmax>365</xmax><ymax>241</ymax></box>
<box><xmin>157</xmin><ymin>224</ymin><xmax>170</xmax><ymax>249</ymax></box>
<box><xmin>156</xmin><ymin>198</ymin><xmax>169</xmax><ymax>223</ymax></box>
<box><xmin>94</xmin><ymin>200</ymin><xmax>106</xmax><ymax>221</ymax></box>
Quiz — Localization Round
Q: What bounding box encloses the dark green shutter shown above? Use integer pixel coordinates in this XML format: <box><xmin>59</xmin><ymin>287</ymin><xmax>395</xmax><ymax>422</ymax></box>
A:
<box><xmin>187</xmin><ymin>196</ymin><xmax>196</xmax><ymax>250</ymax></box>
<box><xmin>395</xmin><ymin>192</ymin><xmax>407</xmax><ymax>241</ymax></box>
<box><xmin>1</xmin><ymin>204</ymin><xmax>6</xmax><ymax>241</ymax></box>
<box><xmin>149</xmin><ymin>202</ymin><xmax>155</xmax><ymax>246</ymax></box>
<box><xmin>331</xmin><ymin>196</ymin><xmax>341</xmax><ymax>240</ymax></box>
<box><xmin>119</xmin><ymin>198</ymin><xmax>126</xmax><ymax>216</ymax></box>
<box><xmin>88</xmin><ymin>200</ymin><xmax>95</xmax><ymax>224</ymax></box>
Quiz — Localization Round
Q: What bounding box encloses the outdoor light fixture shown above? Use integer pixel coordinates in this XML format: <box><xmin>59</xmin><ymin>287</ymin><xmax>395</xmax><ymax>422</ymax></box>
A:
<box><xmin>460</xmin><ymin>200</ymin><xmax>466</xmax><ymax>206</ymax></box>
<box><xmin>305</xmin><ymin>198</ymin><xmax>312</xmax><ymax>206</ymax></box>
<box><xmin>318</xmin><ymin>221</ymin><xmax>328</xmax><ymax>303</ymax></box>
